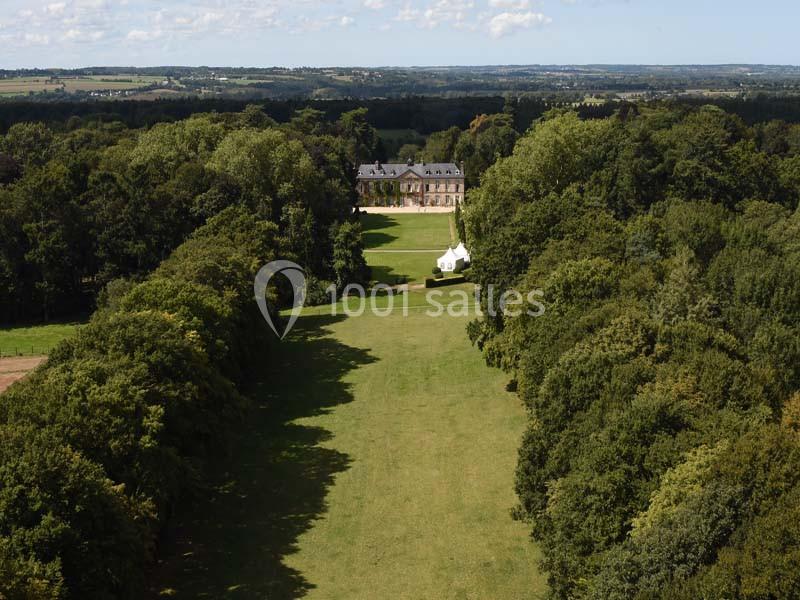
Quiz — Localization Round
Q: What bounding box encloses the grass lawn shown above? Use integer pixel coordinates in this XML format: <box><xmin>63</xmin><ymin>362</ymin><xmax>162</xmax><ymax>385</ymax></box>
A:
<box><xmin>151</xmin><ymin>213</ymin><xmax>545</xmax><ymax>598</ymax></box>
<box><xmin>367</xmin><ymin>251</ymin><xmax>441</xmax><ymax>284</ymax></box>
<box><xmin>150</xmin><ymin>290</ymin><xmax>545</xmax><ymax>599</ymax></box>
<box><xmin>361</xmin><ymin>213</ymin><xmax>454</xmax><ymax>250</ymax></box>
<box><xmin>0</xmin><ymin>322</ymin><xmax>84</xmax><ymax>357</ymax></box>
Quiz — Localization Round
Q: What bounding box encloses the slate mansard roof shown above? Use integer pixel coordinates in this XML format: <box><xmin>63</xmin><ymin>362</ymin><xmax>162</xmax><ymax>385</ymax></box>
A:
<box><xmin>357</xmin><ymin>162</ymin><xmax>463</xmax><ymax>181</ymax></box>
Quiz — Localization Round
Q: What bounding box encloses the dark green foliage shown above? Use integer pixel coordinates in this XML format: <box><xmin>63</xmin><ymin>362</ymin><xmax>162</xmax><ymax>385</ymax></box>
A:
<box><xmin>332</xmin><ymin>220</ymin><xmax>370</xmax><ymax>290</ymax></box>
<box><xmin>454</xmin><ymin>199</ymin><xmax>467</xmax><ymax>243</ymax></box>
<box><xmin>0</xmin><ymin>106</ymin><xmax>372</xmax><ymax>324</ymax></box>
<box><xmin>425</xmin><ymin>275</ymin><xmax>466</xmax><ymax>288</ymax></box>
<box><xmin>0</xmin><ymin>207</ymin><xmax>280</xmax><ymax>598</ymax></box>
<box><xmin>467</xmin><ymin>105</ymin><xmax>800</xmax><ymax>599</ymax></box>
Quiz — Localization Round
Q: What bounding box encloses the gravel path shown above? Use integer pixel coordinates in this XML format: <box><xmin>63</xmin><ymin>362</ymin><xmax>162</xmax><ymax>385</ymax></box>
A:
<box><xmin>0</xmin><ymin>356</ymin><xmax>45</xmax><ymax>393</ymax></box>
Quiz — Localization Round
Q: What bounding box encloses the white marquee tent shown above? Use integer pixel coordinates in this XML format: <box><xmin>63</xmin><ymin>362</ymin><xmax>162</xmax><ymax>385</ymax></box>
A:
<box><xmin>437</xmin><ymin>248</ymin><xmax>464</xmax><ymax>273</ymax></box>
<box><xmin>453</xmin><ymin>242</ymin><xmax>471</xmax><ymax>264</ymax></box>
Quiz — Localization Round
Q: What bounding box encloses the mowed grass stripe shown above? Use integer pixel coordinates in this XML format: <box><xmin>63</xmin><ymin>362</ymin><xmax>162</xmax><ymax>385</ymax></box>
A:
<box><xmin>149</xmin><ymin>213</ymin><xmax>545</xmax><ymax>599</ymax></box>
<box><xmin>277</xmin><ymin>301</ymin><xmax>546</xmax><ymax>599</ymax></box>
<box><xmin>361</xmin><ymin>213</ymin><xmax>454</xmax><ymax>251</ymax></box>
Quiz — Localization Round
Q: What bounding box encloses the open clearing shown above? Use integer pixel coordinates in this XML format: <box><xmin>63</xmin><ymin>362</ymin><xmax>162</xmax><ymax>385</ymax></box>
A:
<box><xmin>362</xmin><ymin>213</ymin><xmax>454</xmax><ymax>251</ymax></box>
<box><xmin>0</xmin><ymin>356</ymin><xmax>45</xmax><ymax>394</ymax></box>
<box><xmin>151</xmin><ymin>214</ymin><xmax>545</xmax><ymax>598</ymax></box>
<box><xmin>362</xmin><ymin>213</ymin><xmax>454</xmax><ymax>284</ymax></box>
<box><xmin>0</xmin><ymin>321</ymin><xmax>84</xmax><ymax>357</ymax></box>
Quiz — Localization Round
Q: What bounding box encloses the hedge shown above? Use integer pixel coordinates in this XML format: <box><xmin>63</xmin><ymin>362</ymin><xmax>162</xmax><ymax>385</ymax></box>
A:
<box><xmin>424</xmin><ymin>275</ymin><xmax>467</xmax><ymax>288</ymax></box>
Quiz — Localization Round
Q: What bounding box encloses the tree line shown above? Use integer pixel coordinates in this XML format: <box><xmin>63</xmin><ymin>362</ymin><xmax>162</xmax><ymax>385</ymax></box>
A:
<box><xmin>0</xmin><ymin>206</ymin><xmax>285</xmax><ymax>597</ymax></box>
<box><xmin>0</xmin><ymin>105</ymin><xmax>374</xmax><ymax>324</ymax></box>
<box><xmin>0</xmin><ymin>102</ymin><xmax>380</xmax><ymax>597</ymax></box>
<box><xmin>464</xmin><ymin>104</ymin><xmax>800</xmax><ymax>599</ymax></box>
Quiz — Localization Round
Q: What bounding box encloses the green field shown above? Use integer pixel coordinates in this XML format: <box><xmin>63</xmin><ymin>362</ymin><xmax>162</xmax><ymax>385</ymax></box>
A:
<box><xmin>366</xmin><ymin>251</ymin><xmax>441</xmax><ymax>284</ymax></box>
<box><xmin>0</xmin><ymin>75</ymin><xmax>161</xmax><ymax>97</ymax></box>
<box><xmin>0</xmin><ymin>322</ymin><xmax>84</xmax><ymax>357</ymax></box>
<box><xmin>361</xmin><ymin>214</ymin><xmax>455</xmax><ymax>285</ymax></box>
<box><xmin>151</xmin><ymin>215</ymin><xmax>545</xmax><ymax>598</ymax></box>
<box><xmin>362</xmin><ymin>213</ymin><xmax>454</xmax><ymax>250</ymax></box>
<box><xmin>361</xmin><ymin>213</ymin><xmax>457</xmax><ymax>284</ymax></box>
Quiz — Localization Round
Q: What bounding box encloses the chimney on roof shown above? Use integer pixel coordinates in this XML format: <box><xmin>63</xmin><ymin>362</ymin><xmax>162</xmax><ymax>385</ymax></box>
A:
<box><xmin>375</xmin><ymin>160</ymin><xmax>381</xmax><ymax>170</ymax></box>
<box><xmin>407</xmin><ymin>157</ymin><xmax>414</xmax><ymax>166</ymax></box>
<box><xmin>459</xmin><ymin>161</ymin><xmax>465</xmax><ymax>177</ymax></box>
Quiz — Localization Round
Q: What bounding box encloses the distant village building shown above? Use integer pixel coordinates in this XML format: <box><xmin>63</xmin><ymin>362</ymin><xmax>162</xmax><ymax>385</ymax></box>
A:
<box><xmin>356</xmin><ymin>159</ymin><xmax>465</xmax><ymax>207</ymax></box>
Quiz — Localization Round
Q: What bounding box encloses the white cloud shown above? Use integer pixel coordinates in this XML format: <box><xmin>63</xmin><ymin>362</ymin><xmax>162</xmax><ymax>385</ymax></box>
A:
<box><xmin>364</xmin><ymin>0</ymin><xmax>385</xmax><ymax>8</ymax></box>
<box><xmin>62</xmin><ymin>28</ymin><xmax>104</xmax><ymax>42</ymax></box>
<box><xmin>23</xmin><ymin>32</ymin><xmax>51</xmax><ymax>44</ymax></box>
<box><xmin>395</xmin><ymin>0</ymin><xmax>475</xmax><ymax>28</ymax></box>
<box><xmin>487</xmin><ymin>10</ymin><xmax>550</xmax><ymax>38</ymax></box>
<box><xmin>488</xmin><ymin>0</ymin><xmax>529</xmax><ymax>8</ymax></box>
<box><xmin>340</xmin><ymin>15</ymin><xmax>355</xmax><ymax>26</ymax></box>
<box><xmin>45</xmin><ymin>2</ymin><xmax>67</xmax><ymax>16</ymax></box>
<box><xmin>395</xmin><ymin>4</ymin><xmax>421</xmax><ymax>21</ymax></box>
<box><xmin>126</xmin><ymin>28</ymin><xmax>161</xmax><ymax>41</ymax></box>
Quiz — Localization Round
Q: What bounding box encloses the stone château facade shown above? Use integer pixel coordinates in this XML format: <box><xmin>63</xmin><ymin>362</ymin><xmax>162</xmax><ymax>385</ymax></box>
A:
<box><xmin>356</xmin><ymin>159</ymin><xmax>465</xmax><ymax>207</ymax></box>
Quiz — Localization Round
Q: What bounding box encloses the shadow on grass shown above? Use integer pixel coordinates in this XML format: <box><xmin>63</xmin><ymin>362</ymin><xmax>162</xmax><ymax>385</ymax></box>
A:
<box><xmin>360</xmin><ymin>214</ymin><xmax>398</xmax><ymax>249</ymax></box>
<box><xmin>150</xmin><ymin>314</ymin><xmax>376</xmax><ymax>599</ymax></box>
<box><xmin>370</xmin><ymin>264</ymin><xmax>412</xmax><ymax>286</ymax></box>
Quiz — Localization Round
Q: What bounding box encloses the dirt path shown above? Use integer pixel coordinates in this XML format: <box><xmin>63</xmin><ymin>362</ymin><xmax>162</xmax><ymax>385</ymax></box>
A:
<box><xmin>0</xmin><ymin>356</ymin><xmax>45</xmax><ymax>393</ymax></box>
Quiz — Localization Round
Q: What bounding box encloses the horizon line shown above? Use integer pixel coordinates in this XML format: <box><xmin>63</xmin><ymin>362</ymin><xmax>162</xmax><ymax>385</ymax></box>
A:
<box><xmin>3</xmin><ymin>63</ymin><xmax>800</xmax><ymax>71</ymax></box>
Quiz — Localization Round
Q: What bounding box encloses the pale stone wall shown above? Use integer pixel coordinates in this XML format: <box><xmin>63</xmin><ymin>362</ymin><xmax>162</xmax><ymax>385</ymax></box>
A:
<box><xmin>357</xmin><ymin>175</ymin><xmax>464</xmax><ymax>207</ymax></box>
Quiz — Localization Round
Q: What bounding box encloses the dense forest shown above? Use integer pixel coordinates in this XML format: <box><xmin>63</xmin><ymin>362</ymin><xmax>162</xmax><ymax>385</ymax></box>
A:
<box><xmin>0</xmin><ymin>104</ymin><xmax>378</xmax><ymax>324</ymax></box>
<box><xmin>4</xmin><ymin>95</ymin><xmax>800</xmax><ymax>598</ymax></box>
<box><xmin>0</xmin><ymin>102</ymin><xmax>379</xmax><ymax>596</ymax></box>
<box><xmin>465</xmin><ymin>105</ymin><xmax>800</xmax><ymax>598</ymax></box>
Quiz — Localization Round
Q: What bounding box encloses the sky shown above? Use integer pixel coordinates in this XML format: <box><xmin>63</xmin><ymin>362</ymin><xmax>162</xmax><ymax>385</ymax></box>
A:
<box><xmin>1</xmin><ymin>0</ymin><xmax>799</xmax><ymax>69</ymax></box>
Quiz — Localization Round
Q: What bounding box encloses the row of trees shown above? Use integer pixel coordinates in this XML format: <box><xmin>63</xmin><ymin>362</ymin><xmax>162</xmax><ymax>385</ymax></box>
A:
<box><xmin>0</xmin><ymin>105</ymin><xmax>374</xmax><ymax>324</ymax></box>
<box><xmin>464</xmin><ymin>105</ymin><xmax>800</xmax><ymax>598</ymax></box>
<box><xmin>0</xmin><ymin>103</ymin><xmax>372</xmax><ymax>597</ymax></box>
<box><xmin>0</xmin><ymin>207</ymin><xmax>285</xmax><ymax>597</ymax></box>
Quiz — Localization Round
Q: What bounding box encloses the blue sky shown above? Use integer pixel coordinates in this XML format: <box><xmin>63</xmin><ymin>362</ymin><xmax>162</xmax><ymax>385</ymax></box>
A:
<box><xmin>1</xmin><ymin>0</ymin><xmax>798</xmax><ymax>68</ymax></box>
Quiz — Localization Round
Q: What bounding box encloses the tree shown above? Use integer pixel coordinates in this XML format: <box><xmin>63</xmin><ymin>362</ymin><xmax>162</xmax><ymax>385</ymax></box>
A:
<box><xmin>0</xmin><ymin>153</ymin><xmax>21</xmax><ymax>185</ymax></box>
<box><xmin>454</xmin><ymin>199</ymin><xmax>466</xmax><ymax>243</ymax></box>
<box><xmin>1</xmin><ymin>122</ymin><xmax>54</xmax><ymax>167</ymax></box>
<box><xmin>396</xmin><ymin>143</ymin><xmax>422</xmax><ymax>162</ymax></box>
<box><xmin>332</xmin><ymin>220</ymin><xmax>370</xmax><ymax>290</ymax></box>
<box><xmin>423</xmin><ymin>126</ymin><xmax>461</xmax><ymax>162</ymax></box>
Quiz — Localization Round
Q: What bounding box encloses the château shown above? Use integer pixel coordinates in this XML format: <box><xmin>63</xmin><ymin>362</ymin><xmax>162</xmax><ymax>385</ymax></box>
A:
<box><xmin>357</xmin><ymin>159</ymin><xmax>465</xmax><ymax>207</ymax></box>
